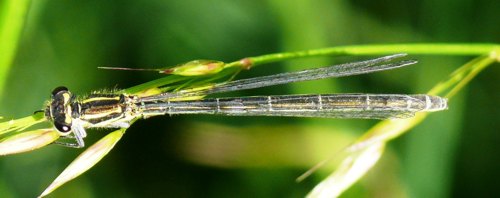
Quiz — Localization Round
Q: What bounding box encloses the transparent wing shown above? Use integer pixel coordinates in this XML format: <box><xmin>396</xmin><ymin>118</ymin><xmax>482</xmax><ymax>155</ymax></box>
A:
<box><xmin>139</xmin><ymin>54</ymin><xmax>417</xmax><ymax>102</ymax></box>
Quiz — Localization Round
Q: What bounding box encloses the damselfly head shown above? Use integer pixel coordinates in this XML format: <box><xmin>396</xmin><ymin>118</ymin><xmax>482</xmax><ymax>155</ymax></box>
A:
<box><xmin>46</xmin><ymin>86</ymin><xmax>74</xmax><ymax>134</ymax></box>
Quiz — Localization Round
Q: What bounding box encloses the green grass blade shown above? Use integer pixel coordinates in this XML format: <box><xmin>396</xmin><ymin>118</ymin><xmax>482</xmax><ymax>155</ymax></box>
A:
<box><xmin>125</xmin><ymin>44</ymin><xmax>499</xmax><ymax>96</ymax></box>
<box><xmin>0</xmin><ymin>0</ymin><xmax>31</xmax><ymax>99</ymax></box>
<box><xmin>39</xmin><ymin>128</ymin><xmax>126</xmax><ymax>197</ymax></box>
<box><xmin>0</xmin><ymin>128</ymin><xmax>58</xmax><ymax>155</ymax></box>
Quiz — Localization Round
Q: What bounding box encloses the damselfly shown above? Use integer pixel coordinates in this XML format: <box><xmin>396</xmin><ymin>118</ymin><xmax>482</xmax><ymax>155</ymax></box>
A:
<box><xmin>44</xmin><ymin>54</ymin><xmax>447</xmax><ymax>148</ymax></box>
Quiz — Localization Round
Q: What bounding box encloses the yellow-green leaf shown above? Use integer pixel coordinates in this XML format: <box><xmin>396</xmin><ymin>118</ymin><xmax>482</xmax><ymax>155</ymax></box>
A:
<box><xmin>307</xmin><ymin>143</ymin><xmax>385</xmax><ymax>198</ymax></box>
<box><xmin>0</xmin><ymin>128</ymin><xmax>59</xmax><ymax>155</ymax></box>
<box><xmin>168</xmin><ymin>60</ymin><xmax>225</xmax><ymax>76</ymax></box>
<box><xmin>0</xmin><ymin>112</ymin><xmax>46</xmax><ymax>136</ymax></box>
<box><xmin>39</xmin><ymin>129</ymin><xmax>125</xmax><ymax>197</ymax></box>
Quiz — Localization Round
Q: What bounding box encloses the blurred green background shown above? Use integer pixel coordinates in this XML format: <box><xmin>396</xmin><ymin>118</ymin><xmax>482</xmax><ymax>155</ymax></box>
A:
<box><xmin>0</xmin><ymin>0</ymin><xmax>499</xmax><ymax>197</ymax></box>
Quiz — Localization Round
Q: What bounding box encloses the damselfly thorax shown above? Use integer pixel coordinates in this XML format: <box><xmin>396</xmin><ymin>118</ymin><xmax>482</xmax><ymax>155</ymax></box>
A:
<box><xmin>45</xmin><ymin>87</ymin><xmax>139</xmax><ymax>147</ymax></box>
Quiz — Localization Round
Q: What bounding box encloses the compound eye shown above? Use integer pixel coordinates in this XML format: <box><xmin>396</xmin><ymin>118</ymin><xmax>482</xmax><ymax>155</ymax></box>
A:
<box><xmin>54</xmin><ymin>122</ymin><xmax>71</xmax><ymax>132</ymax></box>
<box><xmin>52</xmin><ymin>86</ymin><xmax>69</xmax><ymax>96</ymax></box>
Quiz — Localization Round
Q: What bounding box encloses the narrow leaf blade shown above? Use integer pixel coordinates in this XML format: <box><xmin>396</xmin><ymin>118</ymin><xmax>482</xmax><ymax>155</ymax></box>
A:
<box><xmin>0</xmin><ymin>128</ymin><xmax>59</xmax><ymax>155</ymax></box>
<box><xmin>39</xmin><ymin>129</ymin><xmax>125</xmax><ymax>197</ymax></box>
<box><xmin>307</xmin><ymin>143</ymin><xmax>385</xmax><ymax>198</ymax></box>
